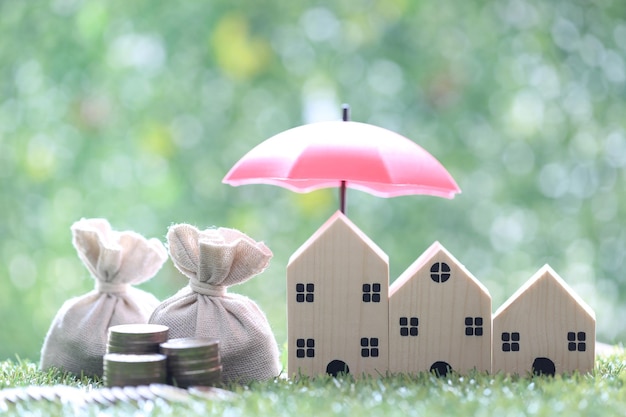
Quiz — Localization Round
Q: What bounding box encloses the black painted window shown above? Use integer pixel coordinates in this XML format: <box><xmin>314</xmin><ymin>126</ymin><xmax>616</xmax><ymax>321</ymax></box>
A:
<box><xmin>501</xmin><ymin>332</ymin><xmax>520</xmax><ymax>352</ymax></box>
<box><xmin>568</xmin><ymin>331</ymin><xmax>586</xmax><ymax>352</ymax></box>
<box><xmin>430</xmin><ymin>262</ymin><xmax>451</xmax><ymax>283</ymax></box>
<box><xmin>296</xmin><ymin>338</ymin><xmax>315</xmax><ymax>358</ymax></box>
<box><xmin>399</xmin><ymin>316</ymin><xmax>419</xmax><ymax>336</ymax></box>
<box><xmin>296</xmin><ymin>283</ymin><xmax>314</xmax><ymax>303</ymax></box>
<box><xmin>465</xmin><ymin>317</ymin><xmax>484</xmax><ymax>336</ymax></box>
<box><xmin>362</xmin><ymin>283</ymin><xmax>382</xmax><ymax>303</ymax></box>
<box><xmin>360</xmin><ymin>338</ymin><xmax>379</xmax><ymax>357</ymax></box>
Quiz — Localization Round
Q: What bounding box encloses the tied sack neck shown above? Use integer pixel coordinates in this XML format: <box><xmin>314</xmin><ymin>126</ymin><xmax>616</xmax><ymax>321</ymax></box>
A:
<box><xmin>96</xmin><ymin>280</ymin><xmax>131</xmax><ymax>293</ymax></box>
<box><xmin>190</xmin><ymin>280</ymin><xmax>227</xmax><ymax>296</ymax></box>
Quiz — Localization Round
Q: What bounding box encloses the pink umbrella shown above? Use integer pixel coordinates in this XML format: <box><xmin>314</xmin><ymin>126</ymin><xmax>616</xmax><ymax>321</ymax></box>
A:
<box><xmin>223</xmin><ymin>107</ymin><xmax>460</xmax><ymax>213</ymax></box>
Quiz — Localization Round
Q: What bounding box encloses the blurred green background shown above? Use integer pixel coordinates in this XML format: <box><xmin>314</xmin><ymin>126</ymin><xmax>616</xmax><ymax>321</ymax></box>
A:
<box><xmin>1</xmin><ymin>0</ymin><xmax>625</xmax><ymax>362</ymax></box>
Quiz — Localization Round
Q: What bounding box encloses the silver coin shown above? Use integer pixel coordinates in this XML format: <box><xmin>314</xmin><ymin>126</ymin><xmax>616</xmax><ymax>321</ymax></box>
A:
<box><xmin>121</xmin><ymin>386</ymin><xmax>143</xmax><ymax>402</ymax></box>
<box><xmin>188</xmin><ymin>386</ymin><xmax>237</xmax><ymax>400</ymax></box>
<box><xmin>98</xmin><ymin>388</ymin><xmax>118</xmax><ymax>404</ymax></box>
<box><xmin>24</xmin><ymin>386</ymin><xmax>43</xmax><ymax>401</ymax></box>
<box><xmin>134</xmin><ymin>385</ymin><xmax>156</xmax><ymax>401</ymax></box>
<box><xmin>108</xmin><ymin>324</ymin><xmax>169</xmax><ymax>337</ymax></box>
<box><xmin>57</xmin><ymin>386</ymin><xmax>85</xmax><ymax>406</ymax></box>
<box><xmin>160</xmin><ymin>338</ymin><xmax>219</xmax><ymax>356</ymax></box>
<box><xmin>0</xmin><ymin>388</ymin><xmax>21</xmax><ymax>404</ymax></box>
<box><xmin>167</xmin><ymin>355</ymin><xmax>221</xmax><ymax>368</ymax></box>
<box><xmin>171</xmin><ymin>365</ymin><xmax>222</xmax><ymax>377</ymax></box>
<box><xmin>149</xmin><ymin>384</ymin><xmax>190</xmax><ymax>403</ymax></box>
<box><xmin>38</xmin><ymin>386</ymin><xmax>60</xmax><ymax>402</ymax></box>
<box><xmin>85</xmin><ymin>388</ymin><xmax>113</xmax><ymax>406</ymax></box>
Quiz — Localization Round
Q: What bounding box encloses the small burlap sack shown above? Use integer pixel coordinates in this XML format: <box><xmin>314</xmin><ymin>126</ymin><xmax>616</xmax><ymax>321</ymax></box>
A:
<box><xmin>149</xmin><ymin>224</ymin><xmax>281</xmax><ymax>383</ymax></box>
<box><xmin>40</xmin><ymin>218</ymin><xmax>167</xmax><ymax>377</ymax></box>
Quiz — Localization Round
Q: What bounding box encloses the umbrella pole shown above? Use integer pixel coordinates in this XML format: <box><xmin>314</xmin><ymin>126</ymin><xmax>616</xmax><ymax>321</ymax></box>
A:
<box><xmin>340</xmin><ymin>180</ymin><xmax>346</xmax><ymax>214</ymax></box>
<box><xmin>340</xmin><ymin>104</ymin><xmax>349</xmax><ymax>214</ymax></box>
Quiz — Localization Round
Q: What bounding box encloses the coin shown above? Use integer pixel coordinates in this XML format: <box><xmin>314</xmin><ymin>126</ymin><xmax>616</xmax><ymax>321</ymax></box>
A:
<box><xmin>158</xmin><ymin>338</ymin><xmax>222</xmax><ymax>388</ymax></box>
<box><xmin>188</xmin><ymin>386</ymin><xmax>237</xmax><ymax>400</ymax></box>
<box><xmin>159</xmin><ymin>338</ymin><xmax>218</xmax><ymax>355</ymax></box>
<box><xmin>106</xmin><ymin>324</ymin><xmax>169</xmax><ymax>355</ymax></box>
<box><xmin>149</xmin><ymin>384</ymin><xmax>190</xmax><ymax>403</ymax></box>
<box><xmin>103</xmin><ymin>353</ymin><xmax>167</xmax><ymax>387</ymax></box>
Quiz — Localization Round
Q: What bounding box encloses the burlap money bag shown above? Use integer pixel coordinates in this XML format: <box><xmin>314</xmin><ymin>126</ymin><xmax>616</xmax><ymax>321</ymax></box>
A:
<box><xmin>149</xmin><ymin>224</ymin><xmax>281</xmax><ymax>383</ymax></box>
<box><xmin>40</xmin><ymin>218</ymin><xmax>167</xmax><ymax>377</ymax></box>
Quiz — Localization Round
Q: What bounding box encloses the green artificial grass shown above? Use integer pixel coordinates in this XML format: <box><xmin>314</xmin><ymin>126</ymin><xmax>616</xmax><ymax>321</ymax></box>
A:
<box><xmin>1</xmin><ymin>355</ymin><xmax>626</xmax><ymax>416</ymax></box>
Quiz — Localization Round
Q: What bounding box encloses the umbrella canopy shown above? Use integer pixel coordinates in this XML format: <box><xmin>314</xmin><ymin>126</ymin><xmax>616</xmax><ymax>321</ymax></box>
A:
<box><xmin>223</xmin><ymin>116</ymin><xmax>460</xmax><ymax>213</ymax></box>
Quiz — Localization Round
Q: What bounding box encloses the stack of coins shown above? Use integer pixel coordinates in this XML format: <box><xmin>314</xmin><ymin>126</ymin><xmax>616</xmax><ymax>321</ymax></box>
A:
<box><xmin>103</xmin><ymin>353</ymin><xmax>167</xmax><ymax>387</ymax></box>
<box><xmin>159</xmin><ymin>338</ymin><xmax>221</xmax><ymax>388</ymax></box>
<box><xmin>107</xmin><ymin>324</ymin><xmax>169</xmax><ymax>354</ymax></box>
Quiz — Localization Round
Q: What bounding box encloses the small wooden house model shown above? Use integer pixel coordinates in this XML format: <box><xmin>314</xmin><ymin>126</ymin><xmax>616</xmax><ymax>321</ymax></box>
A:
<box><xmin>388</xmin><ymin>242</ymin><xmax>492</xmax><ymax>376</ymax></box>
<box><xmin>492</xmin><ymin>265</ymin><xmax>596</xmax><ymax>376</ymax></box>
<box><xmin>287</xmin><ymin>211</ymin><xmax>389</xmax><ymax>377</ymax></box>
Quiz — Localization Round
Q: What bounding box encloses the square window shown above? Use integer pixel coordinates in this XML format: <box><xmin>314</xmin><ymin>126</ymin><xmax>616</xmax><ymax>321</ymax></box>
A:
<box><xmin>296</xmin><ymin>338</ymin><xmax>315</xmax><ymax>358</ymax></box>
<box><xmin>360</xmin><ymin>337</ymin><xmax>381</xmax><ymax>358</ymax></box>
<box><xmin>296</xmin><ymin>283</ymin><xmax>314</xmax><ymax>303</ymax></box>
<box><xmin>465</xmin><ymin>317</ymin><xmax>484</xmax><ymax>337</ymax></box>
<box><xmin>567</xmin><ymin>331</ymin><xmax>587</xmax><ymax>352</ymax></box>
<box><xmin>399</xmin><ymin>316</ymin><xmax>419</xmax><ymax>337</ymax></box>
<box><xmin>362</xmin><ymin>283</ymin><xmax>382</xmax><ymax>303</ymax></box>
<box><xmin>502</xmin><ymin>332</ymin><xmax>520</xmax><ymax>352</ymax></box>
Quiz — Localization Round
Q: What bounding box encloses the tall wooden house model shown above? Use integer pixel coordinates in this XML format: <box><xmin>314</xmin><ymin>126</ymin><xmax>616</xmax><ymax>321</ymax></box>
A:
<box><xmin>287</xmin><ymin>212</ymin><xmax>596</xmax><ymax>378</ymax></box>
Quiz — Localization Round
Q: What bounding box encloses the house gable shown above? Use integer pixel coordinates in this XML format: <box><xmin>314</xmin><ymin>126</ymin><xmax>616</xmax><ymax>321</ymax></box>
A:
<box><xmin>492</xmin><ymin>265</ymin><xmax>596</xmax><ymax>376</ymax></box>
<box><xmin>388</xmin><ymin>241</ymin><xmax>492</xmax><ymax>374</ymax></box>
<box><xmin>287</xmin><ymin>211</ymin><xmax>389</xmax><ymax>377</ymax></box>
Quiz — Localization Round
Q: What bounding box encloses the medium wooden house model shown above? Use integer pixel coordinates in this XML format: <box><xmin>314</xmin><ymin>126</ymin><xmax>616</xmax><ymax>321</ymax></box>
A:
<box><xmin>389</xmin><ymin>241</ymin><xmax>492</xmax><ymax>376</ymax></box>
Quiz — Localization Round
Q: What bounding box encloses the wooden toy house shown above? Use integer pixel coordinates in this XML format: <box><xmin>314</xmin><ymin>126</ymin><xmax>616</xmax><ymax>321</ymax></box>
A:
<box><xmin>287</xmin><ymin>211</ymin><xmax>390</xmax><ymax>377</ymax></box>
<box><xmin>492</xmin><ymin>265</ymin><xmax>596</xmax><ymax>376</ymax></box>
<box><xmin>388</xmin><ymin>242</ymin><xmax>492</xmax><ymax>376</ymax></box>
<box><xmin>287</xmin><ymin>213</ymin><xmax>595</xmax><ymax>378</ymax></box>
